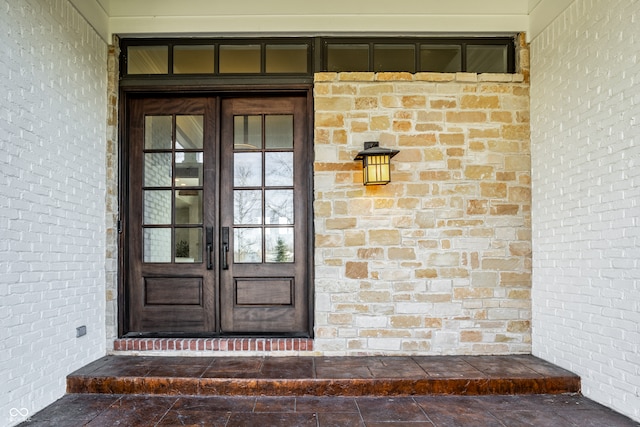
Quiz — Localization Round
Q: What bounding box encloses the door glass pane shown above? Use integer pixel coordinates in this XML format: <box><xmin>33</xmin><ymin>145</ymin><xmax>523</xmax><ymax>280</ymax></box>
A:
<box><xmin>420</xmin><ymin>45</ymin><xmax>461</xmax><ymax>72</ymax></box>
<box><xmin>265</xmin><ymin>190</ymin><xmax>293</xmax><ymax>225</ymax></box>
<box><xmin>326</xmin><ymin>44</ymin><xmax>369</xmax><ymax>72</ymax></box>
<box><xmin>266</xmin><ymin>228</ymin><xmax>294</xmax><ymax>263</ymax></box>
<box><xmin>175</xmin><ymin>152</ymin><xmax>203</xmax><ymax>187</ymax></box>
<box><xmin>128</xmin><ymin>46</ymin><xmax>168</xmax><ymax>74</ymax></box>
<box><xmin>144</xmin><ymin>190</ymin><xmax>171</xmax><ymax>224</ymax></box>
<box><xmin>219</xmin><ymin>45</ymin><xmax>261</xmax><ymax>73</ymax></box>
<box><xmin>234</xmin><ymin>228</ymin><xmax>262</xmax><ymax>263</ymax></box>
<box><xmin>145</xmin><ymin>116</ymin><xmax>172</xmax><ymax>149</ymax></box>
<box><xmin>234</xmin><ymin>152</ymin><xmax>262</xmax><ymax>187</ymax></box>
<box><xmin>266</xmin><ymin>44</ymin><xmax>308</xmax><ymax>73</ymax></box>
<box><xmin>176</xmin><ymin>116</ymin><xmax>204</xmax><ymax>149</ymax></box>
<box><xmin>234</xmin><ymin>190</ymin><xmax>262</xmax><ymax>225</ymax></box>
<box><xmin>234</xmin><ymin>116</ymin><xmax>262</xmax><ymax>149</ymax></box>
<box><xmin>265</xmin><ymin>115</ymin><xmax>293</xmax><ymax>148</ymax></box>
<box><xmin>467</xmin><ymin>45</ymin><xmax>508</xmax><ymax>73</ymax></box>
<box><xmin>144</xmin><ymin>153</ymin><xmax>172</xmax><ymax>187</ymax></box>
<box><xmin>173</xmin><ymin>45</ymin><xmax>215</xmax><ymax>74</ymax></box>
<box><xmin>144</xmin><ymin>228</ymin><xmax>171</xmax><ymax>263</ymax></box>
<box><xmin>175</xmin><ymin>189</ymin><xmax>203</xmax><ymax>225</ymax></box>
<box><xmin>175</xmin><ymin>227</ymin><xmax>202</xmax><ymax>263</ymax></box>
<box><xmin>374</xmin><ymin>44</ymin><xmax>415</xmax><ymax>72</ymax></box>
<box><xmin>265</xmin><ymin>152</ymin><xmax>293</xmax><ymax>187</ymax></box>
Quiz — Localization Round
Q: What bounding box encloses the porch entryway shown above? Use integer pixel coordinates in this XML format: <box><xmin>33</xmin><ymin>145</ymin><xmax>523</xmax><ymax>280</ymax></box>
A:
<box><xmin>122</xmin><ymin>93</ymin><xmax>312</xmax><ymax>337</ymax></box>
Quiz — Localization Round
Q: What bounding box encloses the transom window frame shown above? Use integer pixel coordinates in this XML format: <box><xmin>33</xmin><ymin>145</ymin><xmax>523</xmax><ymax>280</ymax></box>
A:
<box><xmin>119</xmin><ymin>36</ymin><xmax>516</xmax><ymax>82</ymax></box>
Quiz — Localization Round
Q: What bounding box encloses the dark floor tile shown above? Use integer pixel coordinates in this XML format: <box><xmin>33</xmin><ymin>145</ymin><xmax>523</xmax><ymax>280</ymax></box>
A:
<box><xmin>315</xmin><ymin>357</ymin><xmax>375</xmax><ymax>379</ymax></box>
<box><xmin>365</xmin><ymin>422</ymin><xmax>435</xmax><ymax>427</ymax></box>
<box><xmin>254</xmin><ymin>396</ymin><xmax>296</xmax><ymax>412</ymax></box>
<box><xmin>202</xmin><ymin>357</ymin><xmax>263</xmax><ymax>378</ymax></box>
<box><xmin>491</xmin><ymin>409</ymin><xmax>577</xmax><ymax>427</ymax></box>
<box><xmin>18</xmin><ymin>394</ymin><xmax>120</xmax><ymax>426</ymax></box>
<box><xmin>295</xmin><ymin>396</ymin><xmax>360</xmax><ymax>413</ymax></box>
<box><xmin>555</xmin><ymin>408</ymin><xmax>640</xmax><ymax>427</ymax></box>
<box><xmin>317</xmin><ymin>412</ymin><xmax>366</xmax><ymax>427</ymax></box>
<box><xmin>145</xmin><ymin>356</ymin><xmax>215</xmax><ymax>367</ymax></box>
<box><xmin>84</xmin><ymin>395</ymin><xmax>177</xmax><ymax>426</ymax></box>
<box><xmin>260</xmin><ymin>356</ymin><xmax>314</xmax><ymax>378</ymax></box>
<box><xmin>412</xmin><ymin>356</ymin><xmax>485</xmax><ymax>378</ymax></box>
<box><xmin>156</xmin><ymin>410</ymin><xmax>231</xmax><ymax>426</ymax></box>
<box><xmin>172</xmin><ymin>396</ymin><xmax>256</xmax><ymax>412</ymax></box>
<box><xmin>145</xmin><ymin>364</ymin><xmax>209</xmax><ymax>378</ymax></box>
<box><xmin>226</xmin><ymin>412</ymin><xmax>318</xmax><ymax>427</ymax></box>
<box><xmin>416</xmin><ymin>396</ymin><xmax>504</xmax><ymax>427</ymax></box>
<box><xmin>356</xmin><ymin>397</ymin><xmax>431</xmax><ymax>423</ymax></box>
<box><xmin>369</xmin><ymin>357</ymin><xmax>429</xmax><ymax>379</ymax></box>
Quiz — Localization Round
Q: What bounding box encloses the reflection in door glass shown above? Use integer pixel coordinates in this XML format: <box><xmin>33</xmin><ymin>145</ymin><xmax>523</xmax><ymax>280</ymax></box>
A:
<box><xmin>144</xmin><ymin>153</ymin><xmax>172</xmax><ymax>187</ymax></box>
<box><xmin>234</xmin><ymin>152</ymin><xmax>262</xmax><ymax>187</ymax></box>
<box><xmin>144</xmin><ymin>228</ymin><xmax>171</xmax><ymax>263</ymax></box>
<box><xmin>234</xmin><ymin>228</ymin><xmax>262</xmax><ymax>263</ymax></box>
<box><xmin>145</xmin><ymin>116</ymin><xmax>172</xmax><ymax>149</ymax></box>
<box><xmin>175</xmin><ymin>152</ymin><xmax>203</xmax><ymax>187</ymax></box>
<box><xmin>144</xmin><ymin>190</ymin><xmax>171</xmax><ymax>224</ymax></box>
<box><xmin>265</xmin><ymin>152</ymin><xmax>293</xmax><ymax>186</ymax></box>
<box><xmin>234</xmin><ymin>190</ymin><xmax>262</xmax><ymax>225</ymax></box>
<box><xmin>234</xmin><ymin>115</ymin><xmax>262</xmax><ymax>149</ymax></box>
<box><xmin>265</xmin><ymin>115</ymin><xmax>293</xmax><ymax>148</ymax></box>
<box><xmin>176</xmin><ymin>116</ymin><xmax>204</xmax><ymax>149</ymax></box>
<box><xmin>175</xmin><ymin>227</ymin><xmax>202</xmax><ymax>263</ymax></box>
<box><xmin>266</xmin><ymin>228</ymin><xmax>294</xmax><ymax>263</ymax></box>
<box><xmin>175</xmin><ymin>189</ymin><xmax>203</xmax><ymax>225</ymax></box>
<box><xmin>265</xmin><ymin>190</ymin><xmax>293</xmax><ymax>225</ymax></box>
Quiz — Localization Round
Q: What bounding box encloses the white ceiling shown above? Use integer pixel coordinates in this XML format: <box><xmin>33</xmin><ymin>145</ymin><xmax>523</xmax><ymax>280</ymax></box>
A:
<box><xmin>71</xmin><ymin>0</ymin><xmax>573</xmax><ymax>43</ymax></box>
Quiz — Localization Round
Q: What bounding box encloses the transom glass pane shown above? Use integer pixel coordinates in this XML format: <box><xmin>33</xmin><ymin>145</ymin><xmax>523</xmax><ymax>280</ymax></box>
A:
<box><xmin>374</xmin><ymin>44</ymin><xmax>415</xmax><ymax>72</ymax></box>
<box><xmin>145</xmin><ymin>116</ymin><xmax>172</xmax><ymax>150</ymax></box>
<box><xmin>144</xmin><ymin>190</ymin><xmax>171</xmax><ymax>225</ymax></box>
<box><xmin>234</xmin><ymin>116</ymin><xmax>262</xmax><ymax>149</ymax></box>
<box><xmin>265</xmin><ymin>115</ymin><xmax>293</xmax><ymax>149</ymax></box>
<box><xmin>176</xmin><ymin>116</ymin><xmax>203</xmax><ymax>149</ymax></box>
<box><xmin>175</xmin><ymin>189</ymin><xmax>203</xmax><ymax>225</ymax></box>
<box><xmin>219</xmin><ymin>45</ymin><xmax>261</xmax><ymax>73</ymax></box>
<box><xmin>266</xmin><ymin>228</ymin><xmax>294</xmax><ymax>263</ymax></box>
<box><xmin>128</xmin><ymin>46</ymin><xmax>168</xmax><ymax>74</ymax></box>
<box><xmin>234</xmin><ymin>228</ymin><xmax>262</xmax><ymax>263</ymax></box>
<box><xmin>420</xmin><ymin>45</ymin><xmax>462</xmax><ymax>72</ymax></box>
<box><xmin>467</xmin><ymin>45</ymin><xmax>508</xmax><ymax>73</ymax></box>
<box><xmin>326</xmin><ymin>44</ymin><xmax>369</xmax><ymax>72</ymax></box>
<box><xmin>234</xmin><ymin>153</ymin><xmax>262</xmax><ymax>187</ymax></box>
<box><xmin>173</xmin><ymin>45</ymin><xmax>215</xmax><ymax>74</ymax></box>
<box><xmin>265</xmin><ymin>152</ymin><xmax>293</xmax><ymax>187</ymax></box>
<box><xmin>265</xmin><ymin>190</ymin><xmax>293</xmax><ymax>225</ymax></box>
<box><xmin>234</xmin><ymin>190</ymin><xmax>262</xmax><ymax>225</ymax></box>
<box><xmin>144</xmin><ymin>153</ymin><xmax>172</xmax><ymax>187</ymax></box>
<box><xmin>266</xmin><ymin>44</ymin><xmax>308</xmax><ymax>73</ymax></box>
<box><xmin>144</xmin><ymin>228</ymin><xmax>171</xmax><ymax>262</ymax></box>
<box><xmin>175</xmin><ymin>227</ymin><xmax>202</xmax><ymax>263</ymax></box>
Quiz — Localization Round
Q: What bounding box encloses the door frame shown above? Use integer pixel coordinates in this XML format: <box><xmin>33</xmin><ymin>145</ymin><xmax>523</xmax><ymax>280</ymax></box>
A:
<box><xmin>117</xmin><ymin>84</ymin><xmax>315</xmax><ymax>338</ymax></box>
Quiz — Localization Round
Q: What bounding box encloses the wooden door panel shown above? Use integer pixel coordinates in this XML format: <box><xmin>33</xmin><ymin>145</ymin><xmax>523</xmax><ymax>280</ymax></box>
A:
<box><xmin>220</xmin><ymin>96</ymin><xmax>309</xmax><ymax>335</ymax></box>
<box><xmin>126</xmin><ymin>96</ymin><xmax>217</xmax><ymax>335</ymax></box>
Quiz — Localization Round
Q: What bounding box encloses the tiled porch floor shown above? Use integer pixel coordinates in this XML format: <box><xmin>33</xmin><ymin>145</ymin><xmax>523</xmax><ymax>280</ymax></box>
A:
<box><xmin>19</xmin><ymin>393</ymin><xmax>639</xmax><ymax>426</ymax></box>
<box><xmin>16</xmin><ymin>355</ymin><xmax>640</xmax><ymax>426</ymax></box>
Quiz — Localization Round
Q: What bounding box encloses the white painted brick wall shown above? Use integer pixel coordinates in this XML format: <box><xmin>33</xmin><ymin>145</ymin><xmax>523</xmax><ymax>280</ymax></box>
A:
<box><xmin>531</xmin><ymin>0</ymin><xmax>640</xmax><ymax>422</ymax></box>
<box><xmin>0</xmin><ymin>1</ymin><xmax>107</xmax><ymax>425</ymax></box>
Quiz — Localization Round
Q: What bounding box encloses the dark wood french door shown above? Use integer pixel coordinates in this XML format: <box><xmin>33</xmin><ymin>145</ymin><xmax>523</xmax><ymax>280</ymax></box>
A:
<box><xmin>124</xmin><ymin>94</ymin><xmax>310</xmax><ymax>336</ymax></box>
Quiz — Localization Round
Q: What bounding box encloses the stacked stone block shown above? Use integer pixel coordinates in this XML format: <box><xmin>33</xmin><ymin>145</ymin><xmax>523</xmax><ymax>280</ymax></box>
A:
<box><xmin>314</xmin><ymin>71</ymin><xmax>531</xmax><ymax>355</ymax></box>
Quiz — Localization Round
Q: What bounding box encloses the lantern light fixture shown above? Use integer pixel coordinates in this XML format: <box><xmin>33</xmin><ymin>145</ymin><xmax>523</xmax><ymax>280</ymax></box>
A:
<box><xmin>354</xmin><ymin>141</ymin><xmax>399</xmax><ymax>185</ymax></box>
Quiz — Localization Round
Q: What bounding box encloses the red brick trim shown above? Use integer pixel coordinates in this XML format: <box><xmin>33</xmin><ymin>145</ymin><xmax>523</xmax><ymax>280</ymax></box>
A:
<box><xmin>113</xmin><ymin>338</ymin><xmax>313</xmax><ymax>352</ymax></box>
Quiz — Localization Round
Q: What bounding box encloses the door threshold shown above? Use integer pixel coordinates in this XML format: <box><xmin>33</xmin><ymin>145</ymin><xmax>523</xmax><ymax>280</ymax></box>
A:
<box><xmin>113</xmin><ymin>337</ymin><xmax>314</xmax><ymax>354</ymax></box>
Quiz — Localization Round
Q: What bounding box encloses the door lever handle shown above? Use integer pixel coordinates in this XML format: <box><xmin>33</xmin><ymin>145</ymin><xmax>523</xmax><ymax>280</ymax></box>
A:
<box><xmin>206</xmin><ymin>227</ymin><xmax>213</xmax><ymax>270</ymax></box>
<box><xmin>221</xmin><ymin>227</ymin><xmax>229</xmax><ymax>270</ymax></box>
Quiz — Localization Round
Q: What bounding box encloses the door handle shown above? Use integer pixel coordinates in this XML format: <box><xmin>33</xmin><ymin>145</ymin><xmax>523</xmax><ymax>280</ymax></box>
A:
<box><xmin>221</xmin><ymin>227</ymin><xmax>229</xmax><ymax>270</ymax></box>
<box><xmin>206</xmin><ymin>227</ymin><xmax>213</xmax><ymax>270</ymax></box>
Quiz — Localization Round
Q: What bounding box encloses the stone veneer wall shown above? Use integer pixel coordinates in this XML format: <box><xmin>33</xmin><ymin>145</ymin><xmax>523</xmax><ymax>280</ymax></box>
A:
<box><xmin>313</xmin><ymin>67</ymin><xmax>531</xmax><ymax>355</ymax></box>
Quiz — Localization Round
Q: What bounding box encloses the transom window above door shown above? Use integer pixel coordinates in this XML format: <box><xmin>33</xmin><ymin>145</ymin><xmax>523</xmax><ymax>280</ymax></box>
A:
<box><xmin>120</xmin><ymin>36</ymin><xmax>516</xmax><ymax>79</ymax></box>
